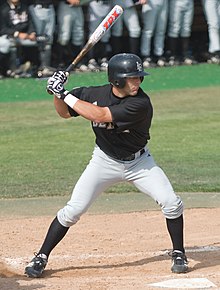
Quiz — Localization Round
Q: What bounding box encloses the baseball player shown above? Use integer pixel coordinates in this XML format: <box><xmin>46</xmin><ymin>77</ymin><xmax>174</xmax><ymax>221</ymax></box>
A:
<box><xmin>167</xmin><ymin>0</ymin><xmax>195</xmax><ymax>65</ymax></box>
<box><xmin>110</xmin><ymin>0</ymin><xmax>145</xmax><ymax>55</ymax></box>
<box><xmin>56</xmin><ymin>0</ymin><xmax>84</xmax><ymax>69</ymax></box>
<box><xmin>140</xmin><ymin>0</ymin><xmax>168</xmax><ymax>68</ymax></box>
<box><xmin>25</xmin><ymin>53</ymin><xmax>188</xmax><ymax>278</ymax></box>
<box><xmin>86</xmin><ymin>0</ymin><xmax>112</xmax><ymax>72</ymax></box>
<box><xmin>202</xmin><ymin>0</ymin><xmax>220</xmax><ymax>64</ymax></box>
<box><xmin>28</xmin><ymin>0</ymin><xmax>56</xmax><ymax>77</ymax></box>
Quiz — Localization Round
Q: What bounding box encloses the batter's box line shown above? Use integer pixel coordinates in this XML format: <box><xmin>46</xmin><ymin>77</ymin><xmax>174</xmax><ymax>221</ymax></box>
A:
<box><xmin>3</xmin><ymin>245</ymin><xmax>220</xmax><ymax>269</ymax></box>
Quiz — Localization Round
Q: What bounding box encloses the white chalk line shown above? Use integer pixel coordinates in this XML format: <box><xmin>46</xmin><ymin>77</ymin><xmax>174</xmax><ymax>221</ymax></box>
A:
<box><xmin>3</xmin><ymin>245</ymin><xmax>220</xmax><ymax>269</ymax></box>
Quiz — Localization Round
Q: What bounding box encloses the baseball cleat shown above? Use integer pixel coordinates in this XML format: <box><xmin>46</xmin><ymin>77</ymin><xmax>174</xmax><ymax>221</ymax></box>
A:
<box><xmin>170</xmin><ymin>250</ymin><xmax>188</xmax><ymax>274</ymax></box>
<box><xmin>25</xmin><ymin>253</ymin><xmax>47</xmax><ymax>278</ymax></box>
<box><xmin>87</xmin><ymin>58</ymin><xmax>100</xmax><ymax>72</ymax></box>
<box><xmin>99</xmin><ymin>58</ymin><xmax>108</xmax><ymax>71</ymax></box>
<box><xmin>37</xmin><ymin>66</ymin><xmax>56</xmax><ymax>78</ymax></box>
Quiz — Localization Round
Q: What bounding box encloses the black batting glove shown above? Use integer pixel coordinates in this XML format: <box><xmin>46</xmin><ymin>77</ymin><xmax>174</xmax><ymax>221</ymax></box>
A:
<box><xmin>47</xmin><ymin>71</ymin><xmax>68</xmax><ymax>98</ymax></box>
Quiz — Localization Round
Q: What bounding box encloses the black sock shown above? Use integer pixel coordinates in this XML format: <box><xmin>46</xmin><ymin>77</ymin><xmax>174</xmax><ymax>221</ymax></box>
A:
<box><xmin>38</xmin><ymin>217</ymin><xmax>69</xmax><ymax>258</ymax></box>
<box><xmin>166</xmin><ymin>215</ymin><xmax>184</xmax><ymax>253</ymax></box>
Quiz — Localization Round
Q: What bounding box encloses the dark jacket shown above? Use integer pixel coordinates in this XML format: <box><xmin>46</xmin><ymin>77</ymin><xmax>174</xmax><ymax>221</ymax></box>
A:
<box><xmin>0</xmin><ymin>1</ymin><xmax>36</xmax><ymax>37</ymax></box>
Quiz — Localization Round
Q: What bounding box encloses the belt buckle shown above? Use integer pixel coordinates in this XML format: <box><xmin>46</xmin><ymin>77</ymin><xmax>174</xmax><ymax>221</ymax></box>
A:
<box><xmin>120</xmin><ymin>154</ymin><xmax>135</xmax><ymax>161</ymax></box>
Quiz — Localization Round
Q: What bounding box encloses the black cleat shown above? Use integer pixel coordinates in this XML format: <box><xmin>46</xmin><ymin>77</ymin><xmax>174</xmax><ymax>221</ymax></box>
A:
<box><xmin>25</xmin><ymin>253</ymin><xmax>47</xmax><ymax>278</ymax></box>
<box><xmin>170</xmin><ymin>250</ymin><xmax>188</xmax><ymax>274</ymax></box>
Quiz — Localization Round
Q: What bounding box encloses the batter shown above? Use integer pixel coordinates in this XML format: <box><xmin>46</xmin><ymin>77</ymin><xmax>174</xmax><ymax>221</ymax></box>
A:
<box><xmin>25</xmin><ymin>53</ymin><xmax>188</xmax><ymax>278</ymax></box>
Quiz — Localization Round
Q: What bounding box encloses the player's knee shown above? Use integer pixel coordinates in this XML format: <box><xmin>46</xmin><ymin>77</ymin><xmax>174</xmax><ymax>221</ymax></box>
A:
<box><xmin>129</xmin><ymin>28</ymin><xmax>141</xmax><ymax>38</ymax></box>
<box><xmin>161</xmin><ymin>195</ymin><xmax>184</xmax><ymax>219</ymax></box>
<box><xmin>57</xmin><ymin>205</ymin><xmax>85</xmax><ymax>227</ymax></box>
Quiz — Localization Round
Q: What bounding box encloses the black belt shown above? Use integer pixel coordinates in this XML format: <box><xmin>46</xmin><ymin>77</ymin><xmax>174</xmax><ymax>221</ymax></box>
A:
<box><xmin>119</xmin><ymin>148</ymin><xmax>146</xmax><ymax>162</ymax></box>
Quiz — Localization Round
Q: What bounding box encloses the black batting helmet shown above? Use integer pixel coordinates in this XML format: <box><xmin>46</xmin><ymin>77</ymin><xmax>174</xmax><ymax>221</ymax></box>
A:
<box><xmin>108</xmin><ymin>53</ymin><xmax>149</xmax><ymax>88</ymax></box>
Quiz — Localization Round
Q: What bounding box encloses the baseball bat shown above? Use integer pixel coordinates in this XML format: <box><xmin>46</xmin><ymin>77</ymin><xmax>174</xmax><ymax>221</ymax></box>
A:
<box><xmin>47</xmin><ymin>5</ymin><xmax>123</xmax><ymax>94</ymax></box>
<box><xmin>65</xmin><ymin>5</ymin><xmax>123</xmax><ymax>73</ymax></box>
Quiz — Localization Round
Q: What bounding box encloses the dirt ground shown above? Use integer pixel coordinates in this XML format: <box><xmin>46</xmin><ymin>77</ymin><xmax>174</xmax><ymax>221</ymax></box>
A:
<box><xmin>0</xmin><ymin>208</ymin><xmax>220</xmax><ymax>290</ymax></box>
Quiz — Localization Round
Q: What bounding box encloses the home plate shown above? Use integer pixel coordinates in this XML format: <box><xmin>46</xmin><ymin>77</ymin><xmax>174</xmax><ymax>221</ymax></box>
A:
<box><xmin>149</xmin><ymin>278</ymin><xmax>217</xmax><ymax>288</ymax></box>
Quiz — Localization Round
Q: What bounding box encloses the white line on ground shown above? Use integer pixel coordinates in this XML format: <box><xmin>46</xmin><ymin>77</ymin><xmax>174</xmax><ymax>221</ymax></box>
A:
<box><xmin>149</xmin><ymin>278</ymin><xmax>217</xmax><ymax>289</ymax></box>
<box><xmin>4</xmin><ymin>245</ymin><xmax>220</xmax><ymax>269</ymax></box>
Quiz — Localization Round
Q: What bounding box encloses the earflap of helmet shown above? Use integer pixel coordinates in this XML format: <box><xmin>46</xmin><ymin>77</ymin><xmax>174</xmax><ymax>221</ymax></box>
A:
<box><xmin>113</xmin><ymin>78</ymin><xmax>126</xmax><ymax>88</ymax></box>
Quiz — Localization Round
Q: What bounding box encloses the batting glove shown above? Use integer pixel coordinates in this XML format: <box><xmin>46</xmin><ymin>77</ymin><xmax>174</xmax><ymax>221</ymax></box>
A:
<box><xmin>47</xmin><ymin>71</ymin><xmax>68</xmax><ymax>98</ymax></box>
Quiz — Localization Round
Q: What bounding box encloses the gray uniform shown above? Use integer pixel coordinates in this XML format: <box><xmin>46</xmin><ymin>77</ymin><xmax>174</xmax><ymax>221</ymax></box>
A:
<box><xmin>87</xmin><ymin>0</ymin><xmax>111</xmax><ymax>66</ymax></box>
<box><xmin>29</xmin><ymin>1</ymin><xmax>55</xmax><ymax>69</ymax></box>
<box><xmin>167</xmin><ymin>0</ymin><xmax>194</xmax><ymax>63</ymax></box>
<box><xmin>110</xmin><ymin>0</ymin><xmax>142</xmax><ymax>55</ymax></box>
<box><xmin>202</xmin><ymin>0</ymin><xmax>220</xmax><ymax>54</ymax></box>
<box><xmin>140</xmin><ymin>0</ymin><xmax>168</xmax><ymax>58</ymax></box>
<box><xmin>111</xmin><ymin>0</ymin><xmax>141</xmax><ymax>39</ymax></box>
<box><xmin>168</xmin><ymin>0</ymin><xmax>194</xmax><ymax>38</ymax></box>
<box><xmin>57</xmin><ymin>1</ymin><xmax>84</xmax><ymax>47</ymax></box>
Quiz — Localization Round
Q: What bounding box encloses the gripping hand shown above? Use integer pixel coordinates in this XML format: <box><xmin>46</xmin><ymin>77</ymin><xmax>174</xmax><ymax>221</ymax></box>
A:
<box><xmin>47</xmin><ymin>71</ymin><xmax>68</xmax><ymax>97</ymax></box>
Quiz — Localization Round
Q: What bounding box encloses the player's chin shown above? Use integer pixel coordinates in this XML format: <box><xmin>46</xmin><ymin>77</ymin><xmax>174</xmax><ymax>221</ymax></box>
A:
<box><xmin>130</xmin><ymin>90</ymin><xmax>138</xmax><ymax>96</ymax></box>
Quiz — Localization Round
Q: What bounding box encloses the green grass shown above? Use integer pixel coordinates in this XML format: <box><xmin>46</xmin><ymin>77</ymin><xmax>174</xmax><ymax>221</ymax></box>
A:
<box><xmin>0</xmin><ymin>63</ymin><xmax>219</xmax><ymax>102</ymax></box>
<box><xmin>0</xmin><ymin>64</ymin><xmax>220</xmax><ymax>198</ymax></box>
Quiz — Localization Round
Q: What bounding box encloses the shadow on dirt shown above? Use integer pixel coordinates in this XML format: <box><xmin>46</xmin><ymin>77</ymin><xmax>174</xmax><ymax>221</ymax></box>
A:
<box><xmin>43</xmin><ymin>244</ymin><xmax>220</xmax><ymax>278</ymax></box>
<box><xmin>45</xmin><ymin>252</ymin><xmax>170</xmax><ymax>277</ymax></box>
<box><xmin>187</xmin><ymin>244</ymin><xmax>220</xmax><ymax>271</ymax></box>
<box><xmin>0</xmin><ymin>262</ymin><xmax>45</xmax><ymax>290</ymax></box>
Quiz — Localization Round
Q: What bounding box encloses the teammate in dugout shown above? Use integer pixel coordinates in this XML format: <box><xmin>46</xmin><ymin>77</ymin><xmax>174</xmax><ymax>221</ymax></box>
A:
<box><xmin>25</xmin><ymin>53</ymin><xmax>188</xmax><ymax>278</ymax></box>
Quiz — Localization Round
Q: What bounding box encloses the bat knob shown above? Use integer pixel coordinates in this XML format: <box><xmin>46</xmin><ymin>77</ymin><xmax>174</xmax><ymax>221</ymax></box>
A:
<box><xmin>46</xmin><ymin>88</ymin><xmax>54</xmax><ymax>95</ymax></box>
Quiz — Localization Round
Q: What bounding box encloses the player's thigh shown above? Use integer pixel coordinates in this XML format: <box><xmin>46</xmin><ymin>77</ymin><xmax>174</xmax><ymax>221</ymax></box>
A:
<box><xmin>141</xmin><ymin>7</ymin><xmax>158</xmax><ymax>37</ymax></box>
<box><xmin>44</xmin><ymin>8</ymin><xmax>56</xmax><ymax>43</ymax></box>
<box><xmin>180</xmin><ymin>4</ymin><xmax>194</xmax><ymax>37</ymax></box>
<box><xmin>168</xmin><ymin>0</ymin><xmax>182</xmax><ymax>37</ymax></box>
<box><xmin>58</xmin><ymin>154</ymin><xmax>123</xmax><ymax>226</ymax></box>
<box><xmin>202</xmin><ymin>0</ymin><xmax>220</xmax><ymax>28</ymax></box>
<box><xmin>57</xmin><ymin>3</ymin><xmax>72</xmax><ymax>45</ymax></box>
<box><xmin>124</xmin><ymin>7</ymin><xmax>141</xmax><ymax>38</ymax></box>
<box><xmin>154</xmin><ymin>1</ymin><xmax>168</xmax><ymax>36</ymax></box>
<box><xmin>130</xmin><ymin>155</ymin><xmax>176</xmax><ymax>206</ymax></box>
<box><xmin>111</xmin><ymin>14</ymin><xmax>123</xmax><ymax>37</ymax></box>
<box><xmin>70</xmin><ymin>147</ymin><xmax>123</xmax><ymax>205</ymax></box>
<box><xmin>71</xmin><ymin>7</ymin><xmax>84</xmax><ymax>46</ymax></box>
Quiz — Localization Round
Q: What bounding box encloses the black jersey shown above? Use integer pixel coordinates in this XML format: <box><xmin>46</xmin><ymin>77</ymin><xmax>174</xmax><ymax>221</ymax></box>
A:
<box><xmin>68</xmin><ymin>84</ymin><xmax>153</xmax><ymax>160</ymax></box>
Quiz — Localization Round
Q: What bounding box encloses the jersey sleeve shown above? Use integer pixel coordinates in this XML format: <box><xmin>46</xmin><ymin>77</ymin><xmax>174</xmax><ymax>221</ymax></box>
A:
<box><xmin>67</xmin><ymin>87</ymin><xmax>90</xmax><ymax>117</ymax></box>
<box><xmin>109</xmin><ymin>94</ymin><xmax>152</xmax><ymax>130</ymax></box>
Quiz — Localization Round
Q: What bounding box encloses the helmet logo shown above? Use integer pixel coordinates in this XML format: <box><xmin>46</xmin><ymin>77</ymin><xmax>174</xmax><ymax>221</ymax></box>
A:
<box><xmin>136</xmin><ymin>61</ymin><xmax>142</xmax><ymax>72</ymax></box>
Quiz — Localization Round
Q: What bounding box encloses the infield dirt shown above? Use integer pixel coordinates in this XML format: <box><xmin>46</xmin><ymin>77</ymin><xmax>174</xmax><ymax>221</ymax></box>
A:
<box><xmin>1</xmin><ymin>207</ymin><xmax>220</xmax><ymax>289</ymax></box>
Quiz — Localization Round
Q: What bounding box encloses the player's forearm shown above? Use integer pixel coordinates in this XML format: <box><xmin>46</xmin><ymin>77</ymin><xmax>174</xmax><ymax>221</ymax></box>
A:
<box><xmin>54</xmin><ymin>97</ymin><xmax>71</xmax><ymax>119</ymax></box>
<box><xmin>73</xmin><ymin>99</ymin><xmax>112</xmax><ymax>123</ymax></box>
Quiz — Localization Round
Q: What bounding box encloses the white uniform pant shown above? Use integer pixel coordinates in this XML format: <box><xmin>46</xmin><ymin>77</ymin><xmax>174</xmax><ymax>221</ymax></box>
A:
<box><xmin>111</xmin><ymin>3</ymin><xmax>141</xmax><ymax>38</ymax></box>
<box><xmin>57</xmin><ymin>146</ymin><xmax>183</xmax><ymax>227</ymax></box>
<box><xmin>88</xmin><ymin>1</ymin><xmax>111</xmax><ymax>43</ymax></box>
<box><xmin>168</xmin><ymin>0</ymin><xmax>194</xmax><ymax>38</ymax></box>
<box><xmin>140</xmin><ymin>0</ymin><xmax>168</xmax><ymax>57</ymax></box>
<box><xmin>202</xmin><ymin>0</ymin><xmax>220</xmax><ymax>53</ymax></box>
<box><xmin>57</xmin><ymin>2</ymin><xmax>84</xmax><ymax>46</ymax></box>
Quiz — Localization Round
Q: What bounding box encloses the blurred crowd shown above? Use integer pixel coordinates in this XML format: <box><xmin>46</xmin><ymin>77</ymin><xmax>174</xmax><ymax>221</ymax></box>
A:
<box><xmin>0</xmin><ymin>0</ymin><xmax>220</xmax><ymax>79</ymax></box>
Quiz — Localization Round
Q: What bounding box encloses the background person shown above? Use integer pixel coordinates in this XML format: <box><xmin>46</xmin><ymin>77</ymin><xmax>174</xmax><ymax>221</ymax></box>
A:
<box><xmin>167</xmin><ymin>0</ymin><xmax>196</xmax><ymax>66</ymax></box>
<box><xmin>202</xmin><ymin>0</ymin><xmax>220</xmax><ymax>64</ymax></box>
<box><xmin>85</xmin><ymin>0</ymin><xmax>111</xmax><ymax>72</ymax></box>
<box><xmin>110</xmin><ymin>0</ymin><xmax>145</xmax><ymax>55</ymax></box>
<box><xmin>56</xmin><ymin>0</ymin><xmax>85</xmax><ymax>70</ymax></box>
<box><xmin>28</xmin><ymin>0</ymin><xmax>56</xmax><ymax>77</ymax></box>
<box><xmin>140</xmin><ymin>0</ymin><xmax>168</xmax><ymax>68</ymax></box>
<box><xmin>0</xmin><ymin>0</ymin><xmax>38</xmax><ymax>77</ymax></box>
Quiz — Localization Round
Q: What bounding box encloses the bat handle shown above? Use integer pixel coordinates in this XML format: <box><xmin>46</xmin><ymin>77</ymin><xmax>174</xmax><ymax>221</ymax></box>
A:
<box><xmin>66</xmin><ymin>63</ymin><xmax>74</xmax><ymax>73</ymax></box>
